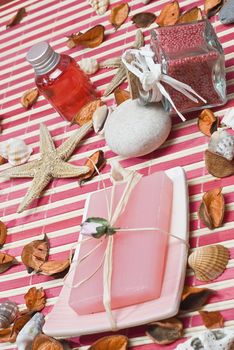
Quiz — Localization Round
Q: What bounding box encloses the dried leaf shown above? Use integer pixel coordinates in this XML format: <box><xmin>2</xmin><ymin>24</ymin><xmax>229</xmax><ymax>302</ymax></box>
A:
<box><xmin>10</xmin><ymin>313</ymin><xmax>32</xmax><ymax>342</ymax></box>
<box><xmin>199</xmin><ymin>310</ymin><xmax>224</xmax><ymax>329</ymax></box>
<box><xmin>204</xmin><ymin>0</ymin><xmax>223</xmax><ymax>18</ymax></box>
<box><xmin>6</xmin><ymin>8</ymin><xmax>26</xmax><ymax>28</ymax></box>
<box><xmin>177</xmin><ymin>7</ymin><xmax>202</xmax><ymax>24</ymax></box>
<box><xmin>110</xmin><ymin>3</ymin><xmax>130</xmax><ymax>30</ymax></box>
<box><xmin>21</xmin><ymin>88</ymin><xmax>39</xmax><ymax>109</ymax></box>
<box><xmin>0</xmin><ymin>156</ymin><xmax>7</xmax><ymax>165</ymax></box>
<box><xmin>156</xmin><ymin>1</ymin><xmax>180</xmax><ymax>26</ymax></box>
<box><xmin>198</xmin><ymin>109</ymin><xmax>218</xmax><ymax>136</ymax></box>
<box><xmin>180</xmin><ymin>286</ymin><xmax>214</xmax><ymax>312</ymax></box>
<box><xmin>146</xmin><ymin>318</ymin><xmax>183</xmax><ymax>345</ymax></box>
<box><xmin>0</xmin><ymin>252</ymin><xmax>18</xmax><ymax>274</ymax></box>
<box><xmin>114</xmin><ymin>88</ymin><xmax>130</xmax><ymax>105</ymax></box>
<box><xmin>21</xmin><ymin>235</ymin><xmax>49</xmax><ymax>273</ymax></box>
<box><xmin>0</xmin><ymin>221</ymin><xmax>7</xmax><ymax>248</ymax></box>
<box><xmin>40</xmin><ymin>259</ymin><xmax>70</xmax><ymax>276</ymax></box>
<box><xmin>132</xmin><ymin>12</ymin><xmax>156</xmax><ymax>28</ymax></box>
<box><xmin>74</xmin><ymin>99</ymin><xmax>103</xmax><ymax>126</ymax></box>
<box><xmin>0</xmin><ymin>327</ymin><xmax>14</xmax><ymax>343</ymax></box>
<box><xmin>78</xmin><ymin>150</ymin><xmax>106</xmax><ymax>185</ymax></box>
<box><xmin>88</xmin><ymin>335</ymin><xmax>128</xmax><ymax>350</ymax></box>
<box><xmin>24</xmin><ymin>287</ymin><xmax>46</xmax><ymax>312</ymax></box>
<box><xmin>198</xmin><ymin>188</ymin><xmax>224</xmax><ymax>230</ymax></box>
<box><xmin>32</xmin><ymin>333</ymin><xmax>64</xmax><ymax>350</ymax></box>
<box><xmin>67</xmin><ymin>25</ymin><xmax>105</xmax><ymax>49</ymax></box>
<box><xmin>205</xmin><ymin>149</ymin><xmax>234</xmax><ymax>178</ymax></box>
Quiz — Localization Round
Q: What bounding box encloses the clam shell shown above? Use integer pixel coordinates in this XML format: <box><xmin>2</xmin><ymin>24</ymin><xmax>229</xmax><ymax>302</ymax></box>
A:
<box><xmin>0</xmin><ymin>301</ymin><xmax>18</xmax><ymax>329</ymax></box>
<box><xmin>88</xmin><ymin>0</ymin><xmax>109</xmax><ymax>15</ymax></box>
<box><xmin>79</xmin><ymin>58</ymin><xmax>99</xmax><ymax>75</ymax></box>
<box><xmin>188</xmin><ymin>245</ymin><xmax>229</xmax><ymax>282</ymax></box>
<box><xmin>0</xmin><ymin>138</ymin><xmax>32</xmax><ymax>166</ymax></box>
<box><xmin>92</xmin><ymin>105</ymin><xmax>109</xmax><ymax>133</ymax></box>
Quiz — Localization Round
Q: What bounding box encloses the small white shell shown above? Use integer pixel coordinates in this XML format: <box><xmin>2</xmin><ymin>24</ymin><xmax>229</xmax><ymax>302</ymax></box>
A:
<box><xmin>88</xmin><ymin>0</ymin><xmax>109</xmax><ymax>15</ymax></box>
<box><xmin>0</xmin><ymin>138</ymin><xmax>33</xmax><ymax>166</ymax></box>
<box><xmin>208</xmin><ymin>130</ymin><xmax>234</xmax><ymax>161</ymax></box>
<box><xmin>80</xmin><ymin>58</ymin><xmax>99</xmax><ymax>75</ymax></box>
<box><xmin>222</xmin><ymin>108</ymin><xmax>234</xmax><ymax>130</ymax></box>
<box><xmin>16</xmin><ymin>313</ymin><xmax>45</xmax><ymax>350</ymax></box>
<box><xmin>142</xmin><ymin>0</ymin><xmax>151</xmax><ymax>3</ymax></box>
<box><xmin>0</xmin><ymin>301</ymin><xmax>18</xmax><ymax>329</ymax></box>
<box><xmin>92</xmin><ymin>105</ymin><xmax>108</xmax><ymax>133</ymax></box>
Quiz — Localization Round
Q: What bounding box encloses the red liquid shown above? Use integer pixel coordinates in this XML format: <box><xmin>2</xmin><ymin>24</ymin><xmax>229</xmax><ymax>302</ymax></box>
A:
<box><xmin>35</xmin><ymin>54</ymin><xmax>96</xmax><ymax>123</ymax></box>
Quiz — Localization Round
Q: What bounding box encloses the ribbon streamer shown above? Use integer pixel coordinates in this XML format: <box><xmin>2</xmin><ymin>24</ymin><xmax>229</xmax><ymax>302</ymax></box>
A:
<box><xmin>122</xmin><ymin>45</ymin><xmax>207</xmax><ymax>122</ymax></box>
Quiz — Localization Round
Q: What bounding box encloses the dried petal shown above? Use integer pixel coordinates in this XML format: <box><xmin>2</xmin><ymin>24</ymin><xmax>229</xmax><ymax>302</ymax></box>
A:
<box><xmin>0</xmin><ymin>156</ymin><xmax>7</xmax><ymax>165</ymax></box>
<box><xmin>40</xmin><ymin>259</ymin><xmax>70</xmax><ymax>276</ymax></box>
<box><xmin>67</xmin><ymin>25</ymin><xmax>105</xmax><ymax>49</ymax></box>
<box><xmin>180</xmin><ymin>286</ymin><xmax>214</xmax><ymax>312</ymax></box>
<box><xmin>74</xmin><ymin>99</ymin><xmax>103</xmax><ymax>126</ymax></box>
<box><xmin>6</xmin><ymin>8</ymin><xmax>26</xmax><ymax>28</ymax></box>
<box><xmin>146</xmin><ymin>318</ymin><xmax>183</xmax><ymax>345</ymax></box>
<box><xmin>78</xmin><ymin>150</ymin><xmax>106</xmax><ymax>184</ymax></box>
<box><xmin>198</xmin><ymin>109</ymin><xmax>218</xmax><ymax>136</ymax></box>
<box><xmin>21</xmin><ymin>235</ymin><xmax>49</xmax><ymax>273</ymax></box>
<box><xmin>132</xmin><ymin>12</ymin><xmax>156</xmax><ymax>28</ymax></box>
<box><xmin>32</xmin><ymin>333</ymin><xmax>68</xmax><ymax>349</ymax></box>
<box><xmin>199</xmin><ymin>310</ymin><xmax>224</xmax><ymax>329</ymax></box>
<box><xmin>0</xmin><ymin>221</ymin><xmax>7</xmax><ymax>248</ymax></box>
<box><xmin>110</xmin><ymin>3</ymin><xmax>130</xmax><ymax>30</ymax></box>
<box><xmin>88</xmin><ymin>335</ymin><xmax>128</xmax><ymax>350</ymax></box>
<box><xmin>0</xmin><ymin>327</ymin><xmax>14</xmax><ymax>343</ymax></box>
<box><xmin>114</xmin><ymin>88</ymin><xmax>130</xmax><ymax>105</ymax></box>
<box><xmin>0</xmin><ymin>253</ymin><xmax>18</xmax><ymax>274</ymax></box>
<box><xmin>198</xmin><ymin>188</ymin><xmax>225</xmax><ymax>229</ymax></box>
<box><xmin>205</xmin><ymin>149</ymin><xmax>234</xmax><ymax>178</ymax></box>
<box><xmin>21</xmin><ymin>88</ymin><xmax>39</xmax><ymax>109</ymax></box>
<box><xmin>10</xmin><ymin>313</ymin><xmax>32</xmax><ymax>342</ymax></box>
<box><xmin>24</xmin><ymin>287</ymin><xmax>46</xmax><ymax>312</ymax></box>
<box><xmin>177</xmin><ymin>7</ymin><xmax>202</xmax><ymax>24</ymax></box>
<box><xmin>156</xmin><ymin>1</ymin><xmax>180</xmax><ymax>26</ymax></box>
<box><xmin>205</xmin><ymin>0</ymin><xmax>223</xmax><ymax>18</ymax></box>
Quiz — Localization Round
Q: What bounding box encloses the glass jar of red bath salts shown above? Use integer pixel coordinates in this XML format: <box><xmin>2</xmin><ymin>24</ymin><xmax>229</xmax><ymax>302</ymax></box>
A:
<box><xmin>150</xmin><ymin>19</ymin><xmax>227</xmax><ymax>114</ymax></box>
<box><xmin>26</xmin><ymin>42</ymin><xmax>96</xmax><ymax>123</ymax></box>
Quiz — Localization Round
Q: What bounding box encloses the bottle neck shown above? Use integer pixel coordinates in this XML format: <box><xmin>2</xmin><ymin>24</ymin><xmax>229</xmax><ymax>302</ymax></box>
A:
<box><xmin>34</xmin><ymin>51</ymin><xmax>60</xmax><ymax>75</ymax></box>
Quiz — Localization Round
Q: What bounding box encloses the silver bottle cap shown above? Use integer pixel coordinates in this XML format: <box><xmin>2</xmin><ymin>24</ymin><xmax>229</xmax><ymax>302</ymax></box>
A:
<box><xmin>26</xmin><ymin>42</ymin><xmax>60</xmax><ymax>75</ymax></box>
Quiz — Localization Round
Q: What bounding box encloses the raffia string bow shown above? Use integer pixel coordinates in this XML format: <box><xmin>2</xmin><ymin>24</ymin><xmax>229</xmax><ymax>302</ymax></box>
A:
<box><xmin>121</xmin><ymin>45</ymin><xmax>207</xmax><ymax>122</ymax></box>
<box><xmin>65</xmin><ymin>162</ymin><xmax>189</xmax><ymax>330</ymax></box>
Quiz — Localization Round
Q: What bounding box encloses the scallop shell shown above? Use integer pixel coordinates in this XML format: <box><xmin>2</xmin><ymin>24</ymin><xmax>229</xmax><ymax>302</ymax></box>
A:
<box><xmin>208</xmin><ymin>130</ymin><xmax>234</xmax><ymax>161</ymax></box>
<box><xmin>79</xmin><ymin>58</ymin><xmax>99</xmax><ymax>75</ymax></box>
<box><xmin>188</xmin><ymin>245</ymin><xmax>229</xmax><ymax>282</ymax></box>
<box><xmin>16</xmin><ymin>312</ymin><xmax>45</xmax><ymax>350</ymax></box>
<box><xmin>0</xmin><ymin>301</ymin><xmax>18</xmax><ymax>329</ymax></box>
<box><xmin>0</xmin><ymin>138</ymin><xmax>33</xmax><ymax>166</ymax></box>
<box><xmin>88</xmin><ymin>0</ymin><xmax>109</xmax><ymax>15</ymax></box>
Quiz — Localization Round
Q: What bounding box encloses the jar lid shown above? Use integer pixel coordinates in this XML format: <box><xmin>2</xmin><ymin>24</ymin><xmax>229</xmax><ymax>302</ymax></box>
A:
<box><xmin>26</xmin><ymin>42</ymin><xmax>60</xmax><ymax>75</ymax></box>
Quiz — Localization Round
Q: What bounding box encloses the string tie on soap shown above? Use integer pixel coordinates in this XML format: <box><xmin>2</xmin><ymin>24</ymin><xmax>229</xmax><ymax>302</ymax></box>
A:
<box><xmin>121</xmin><ymin>45</ymin><xmax>207</xmax><ymax>122</ymax></box>
<box><xmin>64</xmin><ymin>160</ymin><xmax>189</xmax><ymax>331</ymax></box>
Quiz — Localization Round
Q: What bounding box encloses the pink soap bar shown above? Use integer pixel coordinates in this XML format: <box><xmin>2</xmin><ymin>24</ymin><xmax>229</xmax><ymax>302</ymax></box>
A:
<box><xmin>69</xmin><ymin>171</ymin><xmax>173</xmax><ymax>315</ymax></box>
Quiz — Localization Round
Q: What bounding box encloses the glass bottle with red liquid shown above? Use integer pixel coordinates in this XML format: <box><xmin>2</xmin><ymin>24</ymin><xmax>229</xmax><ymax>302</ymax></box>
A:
<box><xmin>26</xmin><ymin>42</ymin><xmax>96</xmax><ymax>123</ymax></box>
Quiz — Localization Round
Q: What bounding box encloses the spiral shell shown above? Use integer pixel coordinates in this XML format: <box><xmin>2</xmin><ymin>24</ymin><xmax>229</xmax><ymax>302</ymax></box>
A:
<box><xmin>16</xmin><ymin>313</ymin><xmax>45</xmax><ymax>350</ymax></box>
<box><xmin>88</xmin><ymin>0</ymin><xmax>109</xmax><ymax>15</ymax></box>
<box><xmin>188</xmin><ymin>245</ymin><xmax>229</xmax><ymax>282</ymax></box>
<box><xmin>0</xmin><ymin>301</ymin><xmax>18</xmax><ymax>329</ymax></box>
<box><xmin>208</xmin><ymin>130</ymin><xmax>234</xmax><ymax>161</ymax></box>
<box><xmin>0</xmin><ymin>138</ymin><xmax>33</xmax><ymax>166</ymax></box>
<box><xmin>79</xmin><ymin>58</ymin><xmax>99</xmax><ymax>75</ymax></box>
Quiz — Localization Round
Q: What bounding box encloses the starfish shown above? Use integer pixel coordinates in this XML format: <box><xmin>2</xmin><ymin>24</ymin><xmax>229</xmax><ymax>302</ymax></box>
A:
<box><xmin>0</xmin><ymin>121</ymin><xmax>92</xmax><ymax>213</ymax></box>
<box><xmin>100</xmin><ymin>29</ymin><xmax>144</xmax><ymax>97</ymax></box>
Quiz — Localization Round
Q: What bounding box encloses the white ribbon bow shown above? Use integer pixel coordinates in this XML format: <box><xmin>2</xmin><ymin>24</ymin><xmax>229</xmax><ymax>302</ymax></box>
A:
<box><xmin>122</xmin><ymin>45</ymin><xmax>207</xmax><ymax>122</ymax></box>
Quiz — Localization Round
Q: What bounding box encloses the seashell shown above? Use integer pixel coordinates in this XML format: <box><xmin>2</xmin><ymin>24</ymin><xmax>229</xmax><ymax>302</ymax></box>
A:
<box><xmin>0</xmin><ymin>138</ymin><xmax>33</xmax><ymax>166</ymax></box>
<box><xmin>142</xmin><ymin>0</ymin><xmax>151</xmax><ymax>3</ymax></box>
<box><xmin>88</xmin><ymin>0</ymin><xmax>109</xmax><ymax>15</ymax></box>
<box><xmin>132</xmin><ymin>29</ymin><xmax>145</xmax><ymax>49</ymax></box>
<box><xmin>16</xmin><ymin>312</ymin><xmax>45</xmax><ymax>350</ymax></box>
<box><xmin>222</xmin><ymin>107</ymin><xmax>234</xmax><ymax>130</ymax></box>
<box><xmin>79</xmin><ymin>58</ymin><xmax>99</xmax><ymax>75</ymax></box>
<box><xmin>92</xmin><ymin>105</ymin><xmax>109</xmax><ymax>133</ymax></box>
<box><xmin>0</xmin><ymin>301</ymin><xmax>18</xmax><ymax>329</ymax></box>
<box><xmin>188</xmin><ymin>245</ymin><xmax>229</xmax><ymax>282</ymax></box>
<box><xmin>208</xmin><ymin>130</ymin><xmax>234</xmax><ymax>161</ymax></box>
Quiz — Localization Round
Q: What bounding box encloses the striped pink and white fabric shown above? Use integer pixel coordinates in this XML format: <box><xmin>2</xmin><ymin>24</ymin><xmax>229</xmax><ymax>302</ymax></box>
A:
<box><xmin>0</xmin><ymin>0</ymin><xmax>233</xmax><ymax>349</ymax></box>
